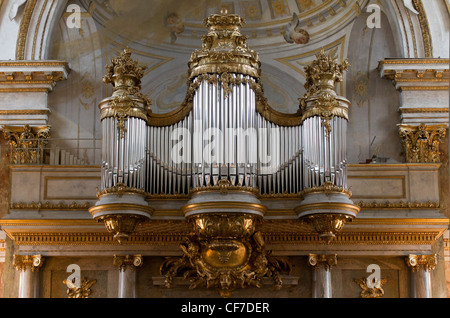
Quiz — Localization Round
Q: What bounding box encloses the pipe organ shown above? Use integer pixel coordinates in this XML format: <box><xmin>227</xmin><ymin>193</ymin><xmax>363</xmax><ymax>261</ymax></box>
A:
<box><xmin>89</xmin><ymin>8</ymin><xmax>360</xmax><ymax>297</ymax></box>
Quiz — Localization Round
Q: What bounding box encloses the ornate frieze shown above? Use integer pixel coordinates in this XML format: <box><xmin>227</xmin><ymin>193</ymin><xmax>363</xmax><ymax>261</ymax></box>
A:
<box><xmin>398</xmin><ymin>123</ymin><xmax>447</xmax><ymax>163</ymax></box>
<box><xmin>10</xmin><ymin>201</ymin><xmax>92</xmax><ymax>210</ymax></box>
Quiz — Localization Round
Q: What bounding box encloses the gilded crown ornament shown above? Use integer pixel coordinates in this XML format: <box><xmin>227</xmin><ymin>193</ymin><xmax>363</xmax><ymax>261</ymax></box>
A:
<box><xmin>303</xmin><ymin>48</ymin><xmax>350</xmax><ymax>96</ymax></box>
<box><xmin>103</xmin><ymin>48</ymin><xmax>146</xmax><ymax>92</ymax></box>
<box><xmin>300</xmin><ymin>48</ymin><xmax>350</xmax><ymax>136</ymax></box>
<box><xmin>188</xmin><ymin>8</ymin><xmax>260</xmax><ymax>80</ymax></box>
<box><xmin>100</xmin><ymin>48</ymin><xmax>152</xmax><ymax>138</ymax></box>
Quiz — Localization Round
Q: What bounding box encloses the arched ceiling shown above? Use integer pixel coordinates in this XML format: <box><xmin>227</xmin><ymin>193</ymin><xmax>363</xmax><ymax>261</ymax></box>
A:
<box><xmin>51</xmin><ymin>0</ymin><xmax>367</xmax><ymax>114</ymax></box>
<box><xmin>80</xmin><ymin>0</ymin><xmax>361</xmax><ymax>49</ymax></box>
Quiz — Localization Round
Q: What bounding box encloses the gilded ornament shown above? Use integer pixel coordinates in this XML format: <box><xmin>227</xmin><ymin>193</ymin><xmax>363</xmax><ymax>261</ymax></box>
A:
<box><xmin>13</xmin><ymin>254</ymin><xmax>44</xmax><ymax>272</ymax></box>
<box><xmin>302</xmin><ymin>48</ymin><xmax>350</xmax><ymax>96</ymax></box>
<box><xmin>357</xmin><ymin>200</ymin><xmax>439</xmax><ymax>209</ymax></box>
<box><xmin>302</xmin><ymin>213</ymin><xmax>354</xmax><ymax>244</ymax></box>
<box><xmin>353</xmin><ymin>71</ymin><xmax>368</xmax><ymax>107</ymax></box>
<box><xmin>187</xmin><ymin>8</ymin><xmax>261</xmax><ymax>83</ymax></box>
<box><xmin>398</xmin><ymin>123</ymin><xmax>447</xmax><ymax>163</ymax></box>
<box><xmin>299</xmin><ymin>48</ymin><xmax>350</xmax><ymax>133</ymax></box>
<box><xmin>300</xmin><ymin>181</ymin><xmax>352</xmax><ymax>198</ymax></box>
<box><xmin>161</xmin><ymin>213</ymin><xmax>291</xmax><ymax>297</ymax></box>
<box><xmin>190</xmin><ymin>178</ymin><xmax>259</xmax><ymax>195</ymax></box>
<box><xmin>307</xmin><ymin>254</ymin><xmax>337</xmax><ymax>270</ymax></box>
<box><xmin>96</xmin><ymin>183</ymin><xmax>146</xmax><ymax>199</ymax></box>
<box><xmin>113</xmin><ymin>255</ymin><xmax>143</xmax><ymax>271</ymax></box>
<box><xmin>2</xmin><ymin>125</ymin><xmax>51</xmax><ymax>164</ymax></box>
<box><xmin>63</xmin><ymin>277</ymin><xmax>97</xmax><ymax>298</ymax></box>
<box><xmin>95</xmin><ymin>214</ymin><xmax>147</xmax><ymax>244</ymax></box>
<box><xmin>101</xmin><ymin>48</ymin><xmax>152</xmax><ymax>138</ymax></box>
<box><xmin>354</xmin><ymin>277</ymin><xmax>387</xmax><ymax>298</ymax></box>
<box><xmin>406</xmin><ymin>254</ymin><xmax>438</xmax><ymax>272</ymax></box>
<box><xmin>10</xmin><ymin>201</ymin><xmax>92</xmax><ymax>210</ymax></box>
<box><xmin>411</xmin><ymin>0</ymin><xmax>433</xmax><ymax>58</ymax></box>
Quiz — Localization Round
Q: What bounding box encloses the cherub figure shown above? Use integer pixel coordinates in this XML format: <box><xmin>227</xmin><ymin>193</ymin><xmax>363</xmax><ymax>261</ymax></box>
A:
<box><xmin>164</xmin><ymin>12</ymin><xmax>185</xmax><ymax>43</ymax></box>
<box><xmin>284</xmin><ymin>13</ymin><xmax>310</xmax><ymax>44</ymax></box>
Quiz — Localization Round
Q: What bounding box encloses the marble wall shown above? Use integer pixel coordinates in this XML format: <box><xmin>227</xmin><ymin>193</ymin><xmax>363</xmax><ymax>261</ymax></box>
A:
<box><xmin>346</xmin><ymin>11</ymin><xmax>402</xmax><ymax>164</ymax></box>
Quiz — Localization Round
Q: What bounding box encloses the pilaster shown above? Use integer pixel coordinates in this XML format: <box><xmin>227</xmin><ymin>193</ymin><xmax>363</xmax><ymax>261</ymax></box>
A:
<box><xmin>406</xmin><ymin>254</ymin><xmax>437</xmax><ymax>298</ymax></box>
<box><xmin>308</xmin><ymin>254</ymin><xmax>337</xmax><ymax>298</ymax></box>
<box><xmin>13</xmin><ymin>254</ymin><xmax>44</xmax><ymax>298</ymax></box>
<box><xmin>113</xmin><ymin>255</ymin><xmax>143</xmax><ymax>298</ymax></box>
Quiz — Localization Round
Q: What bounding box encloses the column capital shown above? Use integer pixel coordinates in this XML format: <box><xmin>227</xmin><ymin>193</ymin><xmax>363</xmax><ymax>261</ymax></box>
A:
<box><xmin>398</xmin><ymin>123</ymin><xmax>447</xmax><ymax>163</ymax></box>
<box><xmin>406</xmin><ymin>254</ymin><xmax>438</xmax><ymax>272</ymax></box>
<box><xmin>308</xmin><ymin>254</ymin><xmax>337</xmax><ymax>270</ymax></box>
<box><xmin>13</xmin><ymin>254</ymin><xmax>44</xmax><ymax>272</ymax></box>
<box><xmin>2</xmin><ymin>125</ymin><xmax>51</xmax><ymax>164</ymax></box>
<box><xmin>113</xmin><ymin>255</ymin><xmax>143</xmax><ymax>271</ymax></box>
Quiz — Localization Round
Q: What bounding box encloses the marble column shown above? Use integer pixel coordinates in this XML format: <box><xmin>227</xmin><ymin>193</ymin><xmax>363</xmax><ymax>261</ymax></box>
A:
<box><xmin>113</xmin><ymin>255</ymin><xmax>143</xmax><ymax>298</ymax></box>
<box><xmin>308</xmin><ymin>254</ymin><xmax>337</xmax><ymax>298</ymax></box>
<box><xmin>406</xmin><ymin>254</ymin><xmax>438</xmax><ymax>298</ymax></box>
<box><xmin>13</xmin><ymin>255</ymin><xmax>44</xmax><ymax>298</ymax></box>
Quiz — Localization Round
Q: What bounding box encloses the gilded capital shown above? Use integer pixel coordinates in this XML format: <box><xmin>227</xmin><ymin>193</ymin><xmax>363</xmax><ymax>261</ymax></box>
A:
<box><xmin>308</xmin><ymin>254</ymin><xmax>337</xmax><ymax>270</ymax></box>
<box><xmin>2</xmin><ymin>125</ymin><xmax>51</xmax><ymax>164</ymax></box>
<box><xmin>398</xmin><ymin>123</ymin><xmax>447</xmax><ymax>163</ymax></box>
<box><xmin>13</xmin><ymin>254</ymin><xmax>44</xmax><ymax>272</ymax></box>
<box><xmin>406</xmin><ymin>254</ymin><xmax>438</xmax><ymax>272</ymax></box>
<box><xmin>113</xmin><ymin>255</ymin><xmax>143</xmax><ymax>271</ymax></box>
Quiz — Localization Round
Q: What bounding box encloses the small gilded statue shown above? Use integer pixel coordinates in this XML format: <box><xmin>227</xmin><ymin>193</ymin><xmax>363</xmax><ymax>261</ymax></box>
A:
<box><xmin>284</xmin><ymin>13</ymin><xmax>310</xmax><ymax>44</ymax></box>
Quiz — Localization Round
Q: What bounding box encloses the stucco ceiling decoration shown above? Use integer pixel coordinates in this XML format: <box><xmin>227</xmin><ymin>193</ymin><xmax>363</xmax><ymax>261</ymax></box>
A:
<box><xmin>81</xmin><ymin>0</ymin><xmax>361</xmax><ymax>49</ymax></box>
<box><xmin>77</xmin><ymin>0</ymin><xmax>365</xmax><ymax>113</ymax></box>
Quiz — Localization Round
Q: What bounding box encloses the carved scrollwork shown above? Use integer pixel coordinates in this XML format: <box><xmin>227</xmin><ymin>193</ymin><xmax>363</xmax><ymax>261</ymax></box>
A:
<box><xmin>160</xmin><ymin>213</ymin><xmax>291</xmax><ymax>298</ymax></box>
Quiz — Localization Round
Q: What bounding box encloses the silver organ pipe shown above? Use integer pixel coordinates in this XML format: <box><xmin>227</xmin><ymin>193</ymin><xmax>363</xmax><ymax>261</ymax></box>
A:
<box><xmin>301</xmin><ymin>115</ymin><xmax>347</xmax><ymax>189</ymax></box>
<box><xmin>146</xmin><ymin>113</ymin><xmax>193</xmax><ymax>195</ymax></box>
<box><xmin>191</xmin><ymin>75</ymin><xmax>258</xmax><ymax>189</ymax></box>
<box><xmin>256</xmin><ymin>113</ymin><xmax>303</xmax><ymax>195</ymax></box>
<box><xmin>101</xmin><ymin>114</ymin><xmax>148</xmax><ymax>191</ymax></box>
